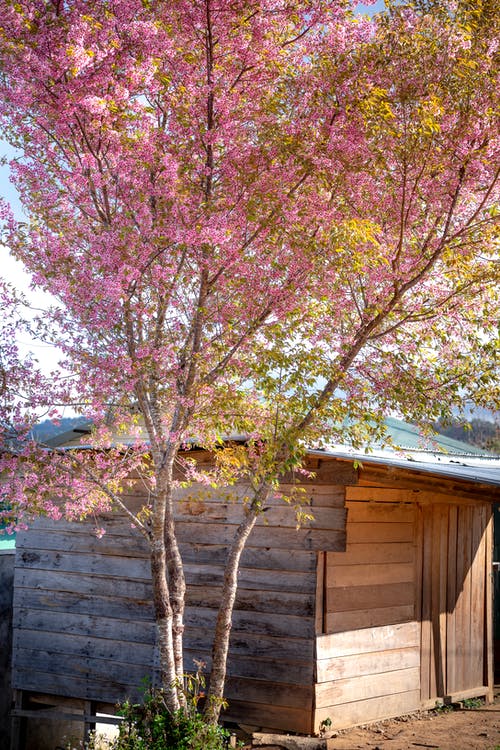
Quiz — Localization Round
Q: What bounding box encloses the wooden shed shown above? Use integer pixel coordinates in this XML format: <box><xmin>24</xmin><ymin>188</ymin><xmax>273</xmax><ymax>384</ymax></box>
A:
<box><xmin>9</xmin><ymin>447</ymin><xmax>500</xmax><ymax>747</ymax></box>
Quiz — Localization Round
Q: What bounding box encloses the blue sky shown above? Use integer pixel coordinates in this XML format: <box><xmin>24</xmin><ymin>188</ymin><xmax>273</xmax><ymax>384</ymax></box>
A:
<box><xmin>1</xmin><ymin>138</ymin><xmax>60</xmax><ymax>371</ymax></box>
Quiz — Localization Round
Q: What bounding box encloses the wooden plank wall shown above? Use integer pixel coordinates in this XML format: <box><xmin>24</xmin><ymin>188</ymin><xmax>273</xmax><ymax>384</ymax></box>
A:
<box><xmin>314</xmin><ymin>483</ymin><xmax>493</xmax><ymax>732</ymax></box>
<box><xmin>0</xmin><ymin>549</ymin><xmax>15</xmax><ymax>749</ymax></box>
<box><xmin>314</xmin><ymin>490</ymin><xmax>421</xmax><ymax>731</ymax></box>
<box><xmin>12</xmin><ymin>458</ymin><xmax>351</xmax><ymax>735</ymax></box>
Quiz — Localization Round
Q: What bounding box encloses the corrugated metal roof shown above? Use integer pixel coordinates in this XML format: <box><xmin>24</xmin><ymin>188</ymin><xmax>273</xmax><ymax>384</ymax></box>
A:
<box><xmin>0</xmin><ymin>536</ymin><xmax>16</xmax><ymax>553</ymax></box>
<box><xmin>381</xmin><ymin>416</ymin><xmax>492</xmax><ymax>456</ymax></box>
<box><xmin>312</xmin><ymin>447</ymin><xmax>500</xmax><ymax>487</ymax></box>
<box><xmin>42</xmin><ymin>417</ymin><xmax>500</xmax><ymax>487</ymax></box>
<box><xmin>46</xmin><ymin>416</ymin><xmax>496</xmax><ymax>453</ymax></box>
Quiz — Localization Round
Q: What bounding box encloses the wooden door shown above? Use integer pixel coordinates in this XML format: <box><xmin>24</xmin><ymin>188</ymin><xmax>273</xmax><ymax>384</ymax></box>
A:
<box><xmin>419</xmin><ymin>503</ymin><xmax>492</xmax><ymax>704</ymax></box>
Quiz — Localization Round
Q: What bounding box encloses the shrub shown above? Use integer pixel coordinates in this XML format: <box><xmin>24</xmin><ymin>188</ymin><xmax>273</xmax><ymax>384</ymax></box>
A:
<box><xmin>67</xmin><ymin>663</ymin><xmax>231</xmax><ymax>750</ymax></box>
<box><xmin>114</xmin><ymin>690</ymin><xmax>230</xmax><ymax>750</ymax></box>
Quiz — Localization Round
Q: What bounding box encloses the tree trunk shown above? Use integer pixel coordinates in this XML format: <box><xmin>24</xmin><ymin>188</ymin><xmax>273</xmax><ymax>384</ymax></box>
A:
<box><xmin>204</xmin><ymin>487</ymin><xmax>269</xmax><ymax>723</ymax></box>
<box><xmin>165</xmin><ymin>495</ymin><xmax>187</xmax><ymax>685</ymax></box>
<box><xmin>146</xmin><ymin>445</ymin><xmax>187</xmax><ymax>712</ymax></box>
<box><xmin>150</xmin><ymin>537</ymin><xmax>180</xmax><ymax>712</ymax></box>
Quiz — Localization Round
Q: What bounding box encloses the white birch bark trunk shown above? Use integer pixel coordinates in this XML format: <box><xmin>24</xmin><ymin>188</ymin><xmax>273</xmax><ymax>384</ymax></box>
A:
<box><xmin>204</xmin><ymin>486</ymin><xmax>269</xmax><ymax>723</ymax></box>
<box><xmin>150</xmin><ymin>528</ymin><xmax>180</xmax><ymax>712</ymax></box>
<box><xmin>151</xmin><ymin>450</ymin><xmax>187</xmax><ymax>711</ymax></box>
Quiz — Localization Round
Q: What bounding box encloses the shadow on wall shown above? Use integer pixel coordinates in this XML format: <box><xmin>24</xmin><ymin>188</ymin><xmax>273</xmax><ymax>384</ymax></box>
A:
<box><xmin>0</xmin><ymin>542</ymin><xmax>15</xmax><ymax>750</ymax></box>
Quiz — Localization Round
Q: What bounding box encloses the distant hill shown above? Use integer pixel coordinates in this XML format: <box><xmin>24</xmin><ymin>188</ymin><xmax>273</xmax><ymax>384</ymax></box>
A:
<box><xmin>32</xmin><ymin>417</ymin><xmax>89</xmax><ymax>443</ymax></box>
<box><xmin>434</xmin><ymin>418</ymin><xmax>500</xmax><ymax>453</ymax></box>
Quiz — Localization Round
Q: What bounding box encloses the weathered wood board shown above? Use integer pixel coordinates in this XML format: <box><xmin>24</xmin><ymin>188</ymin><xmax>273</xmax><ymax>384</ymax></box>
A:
<box><xmin>315</xmin><ymin>499</ymin><xmax>421</xmax><ymax>731</ymax></box>
<box><xmin>324</xmin><ymin>500</ymin><xmax>417</xmax><ymax>634</ymax></box>
<box><xmin>12</xmin><ymin>473</ymin><xmax>347</xmax><ymax>735</ymax></box>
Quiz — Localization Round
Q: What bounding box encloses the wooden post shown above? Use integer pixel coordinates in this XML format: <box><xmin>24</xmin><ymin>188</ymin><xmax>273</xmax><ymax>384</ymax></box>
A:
<box><xmin>414</xmin><ymin>503</ymin><xmax>424</xmax><ymax>702</ymax></box>
<box><xmin>10</xmin><ymin>690</ymin><xmax>27</xmax><ymax>750</ymax></box>
<box><xmin>485</xmin><ymin>510</ymin><xmax>494</xmax><ymax>703</ymax></box>
<box><xmin>439</xmin><ymin>506</ymin><xmax>449</xmax><ymax>696</ymax></box>
<box><xmin>83</xmin><ymin>700</ymin><xmax>97</xmax><ymax>744</ymax></box>
<box><xmin>420</xmin><ymin>505</ymin><xmax>432</xmax><ymax>702</ymax></box>
<box><xmin>315</xmin><ymin>551</ymin><xmax>326</xmax><ymax>636</ymax></box>
<box><xmin>446</xmin><ymin>505</ymin><xmax>458</xmax><ymax>694</ymax></box>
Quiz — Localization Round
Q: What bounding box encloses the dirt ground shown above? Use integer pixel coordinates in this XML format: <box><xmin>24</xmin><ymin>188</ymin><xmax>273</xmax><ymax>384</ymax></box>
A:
<box><xmin>244</xmin><ymin>694</ymin><xmax>500</xmax><ymax>750</ymax></box>
<box><xmin>322</xmin><ymin>698</ymin><xmax>500</xmax><ymax>750</ymax></box>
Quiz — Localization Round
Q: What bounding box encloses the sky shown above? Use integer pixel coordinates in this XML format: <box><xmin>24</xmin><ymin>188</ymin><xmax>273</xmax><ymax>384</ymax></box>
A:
<box><xmin>1</xmin><ymin>139</ymin><xmax>63</xmax><ymax>372</ymax></box>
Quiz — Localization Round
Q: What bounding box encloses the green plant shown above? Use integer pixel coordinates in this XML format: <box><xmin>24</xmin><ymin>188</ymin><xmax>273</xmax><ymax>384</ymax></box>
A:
<box><xmin>116</xmin><ymin>698</ymin><xmax>229</xmax><ymax>750</ymax></box>
<box><xmin>319</xmin><ymin>717</ymin><xmax>332</xmax><ymax>736</ymax></box>
<box><xmin>432</xmin><ymin>700</ymin><xmax>453</xmax><ymax>714</ymax></box>
<box><xmin>66</xmin><ymin>664</ymin><xmax>231</xmax><ymax>750</ymax></box>
<box><xmin>462</xmin><ymin>697</ymin><xmax>483</xmax><ymax>710</ymax></box>
<box><xmin>432</xmin><ymin>695</ymin><xmax>484</xmax><ymax>716</ymax></box>
<box><xmin>109</xmin><ymin>662</ymin><xmax>230</xmax><ymax>750</ymax></box>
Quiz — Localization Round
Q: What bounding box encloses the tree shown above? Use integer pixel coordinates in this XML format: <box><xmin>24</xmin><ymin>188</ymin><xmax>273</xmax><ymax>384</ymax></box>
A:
<box><xmin>434</xmin><ymin>418</ymin><xmax>500</xmax><ymax>452</ymax></box>
<box><xmin>0</xmin><ymin>0</ymin><xmax>498</xmax><ymax>724</ymax></box>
